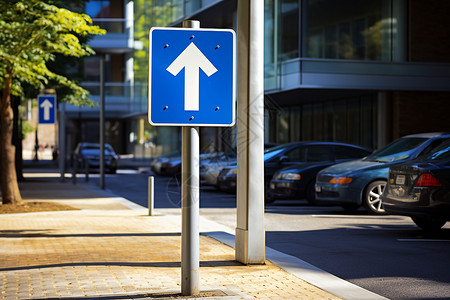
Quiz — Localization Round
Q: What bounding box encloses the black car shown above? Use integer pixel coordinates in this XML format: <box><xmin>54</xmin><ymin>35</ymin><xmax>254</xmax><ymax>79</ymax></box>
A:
<box><xmin>217</xmin><ymin>142</ymin><xmax>372</xmax><ymax>202</ymax></box>
<box><xmin>382</xmin><ymin>139</ymin><xmax>450</xmax><ymax>231</ymax></box>
<box><xmin>269</xmin><ymin>143</ymin><xmax>372</xmax><ymax>203</ymax></box>
<box><xmin>74</xmin><ymin>143</ymin><xmax>119</xmax><ymax>174</ymax></box>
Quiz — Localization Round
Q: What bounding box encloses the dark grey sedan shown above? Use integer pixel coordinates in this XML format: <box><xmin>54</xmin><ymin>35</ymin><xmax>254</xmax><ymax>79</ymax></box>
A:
<box><xmin>382</xmin><ymin>139</ymin><xmax>450</xmax><ymax>231</ymax></box>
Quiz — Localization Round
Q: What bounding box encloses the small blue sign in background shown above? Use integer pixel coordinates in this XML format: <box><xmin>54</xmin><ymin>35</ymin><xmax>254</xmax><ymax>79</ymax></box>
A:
<box><xmin>149</xmin><ymin>27</ymin><xmax>236</xmax><ymax>126</ymax></box>
<box><xmin>38</xmin><ymin>95</ymin><xmax>57</xmax><ymax>124</ymax></box>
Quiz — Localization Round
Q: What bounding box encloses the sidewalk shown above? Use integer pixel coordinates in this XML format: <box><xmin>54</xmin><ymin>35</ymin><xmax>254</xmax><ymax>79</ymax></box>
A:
<box><xmin>0</xmin><ymin>167</ymin><xmax>376</xmax><ymax>299</ymax></box>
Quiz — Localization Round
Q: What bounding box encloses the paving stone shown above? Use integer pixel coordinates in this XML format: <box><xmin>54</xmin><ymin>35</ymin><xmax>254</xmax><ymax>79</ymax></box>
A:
<box><xmin>0</xmin><ymin>178</ymin><xmax>342</xmax><ymax>300</ymax></box>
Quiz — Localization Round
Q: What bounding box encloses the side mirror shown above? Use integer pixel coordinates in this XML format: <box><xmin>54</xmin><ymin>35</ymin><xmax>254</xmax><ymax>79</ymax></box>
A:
<box><xmin>279</xmin><ymin>155</ymin><xmax>289</xmax><ymax>163</ymax></box>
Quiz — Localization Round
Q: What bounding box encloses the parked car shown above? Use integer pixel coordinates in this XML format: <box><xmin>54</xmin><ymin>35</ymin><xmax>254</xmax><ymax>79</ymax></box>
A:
<box><xmin>315</xmin><ymin>133</ymin><xmax>450</xmax><ymax>214</ymax></box>
<box><xmin>150</xmin><ymin>151</ymin><xmax>181</xmax><ymax>175</ymax></box>
<box><xmin>381</xmin><ymin>139</ymin><xmax>450</xmax><ymax>231</ymax></box>
<box><xmin>74</xmin><ymin>143</ymin><xmax>119</xmax><ymax>174</ymax></box>
<box><xmin>217</xmin><ymin>142</ymin><xmax>371</xmax><ymax>202</ymax></box>
<box><xmin>268</xmin><ymin>143</ymin><xmax>371</xmax><ymax>203</ymax></box>
<box><xmin>159</xmin><ymin>154</ymin><xmax>182</xmax><ymax>177</ymax></box>
<box><xmin>200</xmin><ymin>151</ymin><xmax>237</xmax><ymax>186</ymax></box>
<box><xmin>159</xmin><ymin>152</ymin><xmax>225</xmax><ymax>178</ymax></box>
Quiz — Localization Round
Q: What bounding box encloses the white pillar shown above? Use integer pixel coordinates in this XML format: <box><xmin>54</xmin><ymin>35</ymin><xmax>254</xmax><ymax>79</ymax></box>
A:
<box><xmin>236</xmin><ymin>0</ymin><xmax>265</xmax><ymax>265</ymax></box>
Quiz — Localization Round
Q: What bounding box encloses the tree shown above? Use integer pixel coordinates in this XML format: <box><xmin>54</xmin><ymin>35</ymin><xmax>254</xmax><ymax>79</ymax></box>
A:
<box><xmin>134</xmin><ymin>0</ymin><xmax>175</xmax><ymax>83</ymax></box>
<box><xmin>0</xmin><ymin>0</ymin><xmax>105</xmax><ymax>204</ymax></box>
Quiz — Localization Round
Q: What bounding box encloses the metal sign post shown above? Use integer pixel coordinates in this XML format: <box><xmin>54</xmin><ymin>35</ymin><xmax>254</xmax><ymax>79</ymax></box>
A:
<box><xmin>59</xmin><ymin>102</ymin><xmax>66</xmax><ymax>182</ymax></box>
<box><xmin>180</xmin><ymin>20</ymin><xmax>200</xmax><ymax>297</ymax></box>
<box><xmin>148</xmin><ymin>20</ymin><xmax>236</xmax><ymax>296</ymax></box>
<box><xmin>181</xmin><ymin>125</ymin><xmax>200</xmax><ymax>295</ymax></box>
<box><xmin>99</xmin><ymin>55</ymin><xmax>105</xmax><ymax>190</ymax></box>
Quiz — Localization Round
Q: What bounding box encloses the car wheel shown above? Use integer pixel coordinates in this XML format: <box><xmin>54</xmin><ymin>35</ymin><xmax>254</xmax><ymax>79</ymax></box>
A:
<box><xmin>412</xmin><ymin>217</ymin><xmax>447</xmax><ymax>231</ymax></box>
<box><xmin>363</xmin><ymin>180</ymin><xmax>386</xmax><ymax>215</ymax></box>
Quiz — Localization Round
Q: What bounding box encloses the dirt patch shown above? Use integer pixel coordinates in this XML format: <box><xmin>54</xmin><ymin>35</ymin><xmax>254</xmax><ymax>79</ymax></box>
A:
<box><xmin>0</xmin><ymin>201</ymin><xmax>78</xmax><ymax>214</ymax></box>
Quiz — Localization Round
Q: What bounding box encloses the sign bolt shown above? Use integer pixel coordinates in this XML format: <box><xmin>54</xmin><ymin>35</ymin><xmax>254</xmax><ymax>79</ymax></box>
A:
<box><xmin>215</xmin><ymin>107</ymin><xmax>220</xmax><ymax>111</ymax></box>
<box><xmin>215</xmin><ymin>45</ymin><xmax>220</xmax><ymax>50</ymax></box>
<box><xmin>164</xmin><ymin>44</ymin><xmax>169</xmax><ymax>48</ymax></box>
<box><xmin>163</xmin><ymin>106</ymin><xmax>168</xmax><ymax>110</ymax></box>
<box><xmin>189</xmin><ymin>116</ymin><xmax>194</xmax><ymax>121</ymax></box>
<box><xmin>190</xmin><ymin>35</ymin><xmax>195</xmax><ymax>40</ymax></box>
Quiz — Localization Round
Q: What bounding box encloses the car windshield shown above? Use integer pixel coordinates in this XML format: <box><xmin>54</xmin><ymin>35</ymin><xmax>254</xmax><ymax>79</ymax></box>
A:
<box><xmin>364</xmin><ymin>137</ymin><xmax>427</xmax><ymax>162</ymax></box>
<box><xmin>82</xmin><ymin>144</ymin><xmax>114</xmax><ymax>153</ymax></box>
<box><xmin>263</xmin><ymin>144</ymin><xmax>291</xmax><ymax>161</ymax></box>
<box><xmin>421</xmin><ymin>140</ymin><xmax>450</xmax><ymax>161</ymax></box>
<box><xmin>83</xmin><ymin>145</ymin><xmax>99</xmax><ymax>150</ymax></box>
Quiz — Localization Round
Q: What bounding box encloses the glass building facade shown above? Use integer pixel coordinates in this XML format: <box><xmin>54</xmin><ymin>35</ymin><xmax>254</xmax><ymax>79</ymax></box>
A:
<box><xmin>76</xmin><ymin>0</ymin><xmax>449</xmax><ymax>157</ymax></box>
<box><xmin>264</xmin><ymin>0</ymin><xmax>408</xmax><ymax>90</ymax></box>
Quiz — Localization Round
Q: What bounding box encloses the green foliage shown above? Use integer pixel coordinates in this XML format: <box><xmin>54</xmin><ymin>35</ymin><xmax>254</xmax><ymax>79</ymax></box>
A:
<box><xmin>21</xmin><ymin>120</ymin><xmax>35</xmax><ymax>139</ymax></box>
<box><xmin>134</xmin><ymin>0</ymin><xmax>179</xmax><ymax>83</ymax></box>
<box><xmin>0</xmin><ymin>0</ymin><xmax>105</xmax><ymax>106</ymax></box>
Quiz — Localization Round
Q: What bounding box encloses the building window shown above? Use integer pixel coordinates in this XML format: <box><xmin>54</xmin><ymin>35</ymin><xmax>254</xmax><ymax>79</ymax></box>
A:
<box><xmin>302</xmin><ymin>0</ymin><xmax>400</xmax><ymax>61</ymax></box>
<box><xmin>86</xmin><ymin>0</ymin><xmax>125</xmax><ymax>33</ymax></box>
<box><xmin>86</xmin><ymin>1</ymin><xmax>111</xmax><ymax>18</ymax></box>
<box><xmin>278</xmin><ymin>0</ymin><xmax>299</xmax><ymax>61</ymax></box>
<box><xmin>185</xmin><ymin>0</ymin><xmax>201</xmax><ymax>16</ymax></box>
<box><xmin>269</xmin><ymin>93</ymin><xmax>377</xmax><ymax>149</ymax></box>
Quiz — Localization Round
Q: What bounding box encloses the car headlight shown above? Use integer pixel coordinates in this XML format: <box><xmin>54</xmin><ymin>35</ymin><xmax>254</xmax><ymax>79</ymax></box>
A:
<box><xmin>226</xmin><ymin>168</ymin><xmax>237</xmax><ymax>176</ymax></box>
<box><xmin>276</xmin><ymin>172</ymin><xmax>301</xmax><ymax>180</ymax></box>
<box><xmin>329</xmin><ymin>177</ymin><xmax>352</xmax><ymax>184</ymax></box>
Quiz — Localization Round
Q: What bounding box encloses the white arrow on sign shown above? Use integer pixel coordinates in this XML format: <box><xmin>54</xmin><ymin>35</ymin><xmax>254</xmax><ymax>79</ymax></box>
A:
<box><xmin>166</xmin><ymin>42</ymin><xmax>218</xmax><ymax>111</ymax></box>
<box><xmin>40</xmin><ymin>99</ymin><xmax>53</xmax><ymax>121</ymax></box>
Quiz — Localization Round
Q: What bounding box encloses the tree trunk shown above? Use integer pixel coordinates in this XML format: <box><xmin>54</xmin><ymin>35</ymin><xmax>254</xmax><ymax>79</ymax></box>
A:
<box><xmin>12</xmin><ymin>95</ymin><xmax>24</xmax><ymax>181</ymax></box>
<box><xmin>1</xmin><ymin>69</ymin><xmax>22</xmax><ymax>204</ymax></box>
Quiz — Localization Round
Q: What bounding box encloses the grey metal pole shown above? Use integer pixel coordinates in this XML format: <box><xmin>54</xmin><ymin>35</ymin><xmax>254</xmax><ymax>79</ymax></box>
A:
<box><xmin>148</xmin><ymin>176</ymin><xmax>154</xmax><ymax>216</ymax></box>
<box><xmin>181</xmin><ymin>20</ymin><xmax>200</xmax><ymax>297</ymax></box>
<box><xmin>181</xmin><ymin>126</ymin><xmax>200</xmax><ymax>296</ymax></box>
<box><xmin>99</xmin><ymin>55</ymin><xmax>105</xmax><ymax>190</ymax></box>
<box><xmin>59</xmin><ymin>102</ymin><xmax>66</xmax><ymax>182</ymax></box>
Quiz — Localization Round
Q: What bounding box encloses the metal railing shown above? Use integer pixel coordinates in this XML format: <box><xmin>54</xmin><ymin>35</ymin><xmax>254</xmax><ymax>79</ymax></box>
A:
<box><xmin>81</xmin><ymin>82</ymin><xmax>132</xmax><ymax>97</ymax></box>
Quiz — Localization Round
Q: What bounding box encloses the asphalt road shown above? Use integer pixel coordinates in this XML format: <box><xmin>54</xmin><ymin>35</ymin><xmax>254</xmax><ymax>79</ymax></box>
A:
<box><xmin>92</xmin><ymin>169</ymin><xmax>450</xmax><ymax>300</ymax></box>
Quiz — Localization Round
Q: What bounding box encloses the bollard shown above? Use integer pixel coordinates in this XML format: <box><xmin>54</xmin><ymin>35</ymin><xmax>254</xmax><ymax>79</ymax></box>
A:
<box><xmin>148</xmin><ymin>176</ymin><xmax>154</xmax><ymax>216</ymax></box>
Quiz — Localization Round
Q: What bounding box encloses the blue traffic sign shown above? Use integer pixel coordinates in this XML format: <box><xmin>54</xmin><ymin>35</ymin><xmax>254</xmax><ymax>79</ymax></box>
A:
<box><xmin>38</xmin><ymin>95</ymin><xmax>57</xmax><ymax>124</ymax></box>
<box><xmin>149</xmin><ymin>27</ymin><xmax>236</xmax><ymax>126</ymax></box>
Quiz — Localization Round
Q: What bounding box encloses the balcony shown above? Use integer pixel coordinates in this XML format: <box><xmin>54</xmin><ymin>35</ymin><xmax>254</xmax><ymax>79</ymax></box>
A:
<box><xmin>88</xmin><ymin>19</ymin><xmax>135</xmax><ymax>53</ymax></box>
<box><xmin>65</xmin><ymin>82</ymin><xmax>147</xmax><ymax>118</ymax></box>
<box><xmin>266</xmin><ymin>58</ymin><xmax>450</xmax><ymax>93</ymax></box>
